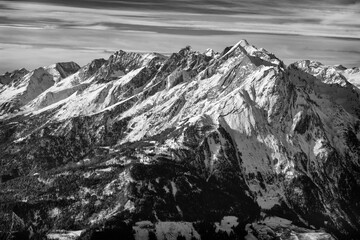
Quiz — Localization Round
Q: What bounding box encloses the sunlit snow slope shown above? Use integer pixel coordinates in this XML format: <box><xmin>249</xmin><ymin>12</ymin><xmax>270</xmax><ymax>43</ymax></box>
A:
<box><xmin>0</xmin><ymin>40</ymin><xmax>359</xmax><ymax>240</ymax></box>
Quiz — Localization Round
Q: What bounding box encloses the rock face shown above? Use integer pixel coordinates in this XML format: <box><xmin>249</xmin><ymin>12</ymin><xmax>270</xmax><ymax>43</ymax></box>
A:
<box><xmin>45</xmin><ymin>62</ymin><xmax>81</xmax><ymax>83</ymax></box>
<box><xmin>0</xmin><ymin>40</ymin><xmax>359</xmax><ymax>240</ymax></box>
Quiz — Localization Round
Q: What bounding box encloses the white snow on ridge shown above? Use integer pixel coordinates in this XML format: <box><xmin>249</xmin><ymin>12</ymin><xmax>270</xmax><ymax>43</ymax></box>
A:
<box><xmin>47</xmin><ymin>230</ymin><xmax>84</xmax><ymax>240</ymax></box>
<box><xmin>170</xmin><ymin>181</ymin><xmax>178</xmax><ymax>198</ymax></box>
<box><xmin>155</xmin><ymin>222</ymin><xmax>200</xmax><ymax>240</ymax></box>
<box><xmin>0</xmin><ymin>68</ymin><xmax>55</xmax><ymax>113</ymax></box>
<box><xmin>215</xmin><ymin>216</ymin><xmax>239</xmax><ymax>235</ymax></box>
<box><xmin>342</xmin><ymin>67</ymin><xmax>360</xmax><ymax>89</ymax></box>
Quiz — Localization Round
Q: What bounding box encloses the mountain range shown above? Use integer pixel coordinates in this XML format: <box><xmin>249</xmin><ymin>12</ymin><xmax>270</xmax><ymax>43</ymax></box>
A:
<box><xmin>0</xmin><ymin>40</ymin><xmax>360</xmax><ymax>240</ymax></box>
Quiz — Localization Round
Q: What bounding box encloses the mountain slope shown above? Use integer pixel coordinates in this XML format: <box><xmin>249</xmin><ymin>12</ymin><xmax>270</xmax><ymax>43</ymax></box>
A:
<box><xmin>0</xmin><ymin>62</ymin><xmax>80</xmax><ymax>116</ymax></box>
<box><xmin>0</xmin><ymin>40</ymin><xmax>359</xmax><ymax>240</ymax></box>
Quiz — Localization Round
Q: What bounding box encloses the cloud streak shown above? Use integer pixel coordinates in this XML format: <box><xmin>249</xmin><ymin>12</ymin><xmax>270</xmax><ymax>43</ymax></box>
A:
<box><xmin>0</xmin><ymin>0</ymin><xmax>359</xmax><ymax>73</ymax></box>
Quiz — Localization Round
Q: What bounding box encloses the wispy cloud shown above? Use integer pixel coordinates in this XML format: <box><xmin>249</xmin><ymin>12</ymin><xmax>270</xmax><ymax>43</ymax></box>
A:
<box><xmin>0</xmin><ymin>0</ymin><xmax>359</xmax><ymax>73</ymax></box>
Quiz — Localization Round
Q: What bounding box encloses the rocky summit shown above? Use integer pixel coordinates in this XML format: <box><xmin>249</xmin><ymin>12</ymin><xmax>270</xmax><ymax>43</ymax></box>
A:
<box><xmin>0</xmin><ymin>40</ymin><xmax>360</xmax><ymax>240</ymax></box>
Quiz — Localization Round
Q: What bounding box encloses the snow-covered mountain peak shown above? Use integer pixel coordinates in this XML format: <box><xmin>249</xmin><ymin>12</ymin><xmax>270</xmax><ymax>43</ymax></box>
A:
<box><xmin>341</xmin><ymin>66</ymin><xmax>360</xmax><ymax>89</ymax></box>
<box><xmin>1</xmin><ymin>40</ymin><xmax>360</xmax><ymax>240</ymax></box>
<box><xmin>290</xmin><ymin>60</ymin><xmax>360</xmax><ymax>90</ymax></box>
<box><xmin>0</xmin><ymin>67</ymin><xmax>29</xmax><ymax>85</ymax></box>
<box><xmin>220</xmin><ymin>39</ymin><xmax>283</xmax><ymax>69</ymax></box>
<box><xmin>0</xmin><ymin>67</ymin><xmax>55</xmax><ymax>115</ymax></box>
<box><xmin>204</xmin><ymin>48</ymin><xmax>216</xmax><ymax>58</ymax></box>
<box><xmin>44</xmin><ymin>61</ymin><xmax>80</xmax><ymax>83</ymax></box>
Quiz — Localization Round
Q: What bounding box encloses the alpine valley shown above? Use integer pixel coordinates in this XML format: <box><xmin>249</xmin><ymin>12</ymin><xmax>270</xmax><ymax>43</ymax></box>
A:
<box><xmin>1</xmin><ymin>40</ymin><xmax>360</xmax><ymax>240</ymax></box>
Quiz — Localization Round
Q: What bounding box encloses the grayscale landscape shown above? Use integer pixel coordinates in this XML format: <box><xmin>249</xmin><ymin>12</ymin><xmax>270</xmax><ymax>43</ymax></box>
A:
<box><xmin>0</xmin><ymin>0</ymin><xmax>360</xmax><ymax>240</ymax></box>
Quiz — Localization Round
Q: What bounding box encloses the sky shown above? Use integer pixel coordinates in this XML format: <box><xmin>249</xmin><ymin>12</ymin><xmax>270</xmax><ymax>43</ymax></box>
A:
<box><xmin>0</xmin><ymin>0</ymin><xmax>359</xmax><ymax>74</ymax></box>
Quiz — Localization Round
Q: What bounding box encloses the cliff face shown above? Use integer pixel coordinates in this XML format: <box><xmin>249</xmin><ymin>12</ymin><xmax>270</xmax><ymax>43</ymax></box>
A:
<box><xmin>0</xmin><ymin>40</ymin><xmax>359</xmax><ymax>240</ymax></box>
